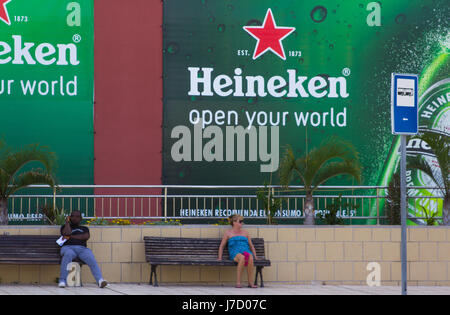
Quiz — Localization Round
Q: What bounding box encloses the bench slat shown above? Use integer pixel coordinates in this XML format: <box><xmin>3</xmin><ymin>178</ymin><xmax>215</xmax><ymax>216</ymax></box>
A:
<box><xmin>0</xmin><ymin>260</ymin><xmax>60</xmax><ymax>265</ymax></box>
<box><xmin>144</xmin><ymin>251</ymin><xmax>267</xmax><ymax>259</ymax></box>
<box><xmin>0</xmin><ymin>258</ymin><xmax>60</xmax><ymax>262</ymax></box>
<box><xmin>0</xmin><ymin>235</ymin><xmax>69</xmax><ymax>265</ymax></box>
<box><xmin>146</xmin><ymin>258</ymin><xmax>271</xmax><ymax>266</ymax></box>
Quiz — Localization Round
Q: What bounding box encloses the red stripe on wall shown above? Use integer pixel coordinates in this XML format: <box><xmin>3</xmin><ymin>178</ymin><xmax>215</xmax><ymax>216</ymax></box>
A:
<box><xmin>93</xmin><ymin>0</ymin><xmax>162</xmax><ymax>217</ymax></box>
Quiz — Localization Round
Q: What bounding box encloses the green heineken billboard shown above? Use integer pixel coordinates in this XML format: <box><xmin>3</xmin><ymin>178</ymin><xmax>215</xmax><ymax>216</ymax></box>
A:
<box><xmin>0</xmin><ymin>0</ymin><xmax>94</xmax><ymax>185</ymax></box>
<box><xmin>162</xmin><ymin>0</ymin><xmax>449</xmax><ymax>223</ymax></box>
<box><xmin>0</xmin><ymin>0</ymin><xmax>94</xmax><ymax>221</ymax></box>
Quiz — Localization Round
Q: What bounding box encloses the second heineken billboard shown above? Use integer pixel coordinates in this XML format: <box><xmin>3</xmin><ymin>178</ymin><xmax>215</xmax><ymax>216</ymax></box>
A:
<box><xmin>162</xmin><ymin>0</ymin><xmax>449</xmax><ymax>223</ymax></box>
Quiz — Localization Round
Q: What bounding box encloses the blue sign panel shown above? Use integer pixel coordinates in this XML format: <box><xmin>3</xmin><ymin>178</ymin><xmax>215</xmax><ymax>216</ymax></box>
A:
<box><xmin>391</xmin><ymin>73</ymin><xmax>419</xmax><ymax>135</ymax></box>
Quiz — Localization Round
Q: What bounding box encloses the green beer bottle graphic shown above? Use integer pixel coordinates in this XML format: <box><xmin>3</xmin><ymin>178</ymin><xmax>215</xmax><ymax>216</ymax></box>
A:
<box><xmin>372</xmin><ymin>49</ymin><xmax>449</xmax><ymax>225</ymax></box>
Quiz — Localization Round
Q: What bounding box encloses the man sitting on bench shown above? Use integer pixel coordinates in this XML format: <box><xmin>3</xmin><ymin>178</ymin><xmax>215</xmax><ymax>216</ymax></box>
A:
<box><xmin>59</xmin><ymin>210</ymin><xmax>108</xmax><ymax>288</ymax></box>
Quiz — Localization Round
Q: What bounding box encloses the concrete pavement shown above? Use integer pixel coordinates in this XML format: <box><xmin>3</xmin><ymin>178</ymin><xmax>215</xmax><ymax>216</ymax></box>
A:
<box><xmin>0</xmin><ymin>283</ymin><xmax>449</xmax><ymax>295</ymax></box>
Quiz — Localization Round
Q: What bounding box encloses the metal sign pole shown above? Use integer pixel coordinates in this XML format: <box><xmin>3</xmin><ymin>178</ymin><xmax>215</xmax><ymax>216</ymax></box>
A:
<box><xmin>391</xmin><ymin>73</ymin><xmax>417</xmax><ymax>295</ymax></box>
<box><xmin>400</xmin><ymin>135</ymin><xmax>407</xmax><ymax>295</ymax></box>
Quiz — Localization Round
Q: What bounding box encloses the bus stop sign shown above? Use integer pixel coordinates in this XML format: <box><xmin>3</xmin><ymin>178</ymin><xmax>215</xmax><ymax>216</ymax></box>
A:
<box><xmin>391</xmin><ymin>73</ymin><xmax>418</xmax><ymax>135</ymax></box>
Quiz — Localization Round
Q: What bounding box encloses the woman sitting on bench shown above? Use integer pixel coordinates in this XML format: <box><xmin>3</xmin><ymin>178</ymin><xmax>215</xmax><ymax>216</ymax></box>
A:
<box><xmin>217</xmin><ymin>214</ymin><xmax>258</xmax><ymax>288</ymax></box>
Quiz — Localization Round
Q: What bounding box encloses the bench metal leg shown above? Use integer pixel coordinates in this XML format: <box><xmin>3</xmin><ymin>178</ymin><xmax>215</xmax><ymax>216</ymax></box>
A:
<box><xmin>254</xmin><ymin>266</ymin><xmax>264</xmax><ymax>287</ymax></box>
<box><xmin>149</xmin><ymin>264</ymin><xmax>158</xmax><ymax>287</ymax></box>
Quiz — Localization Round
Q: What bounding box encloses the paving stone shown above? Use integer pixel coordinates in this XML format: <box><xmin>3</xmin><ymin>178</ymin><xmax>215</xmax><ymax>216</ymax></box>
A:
<box><xmin>0</xmin><ymin>284</ymin><xmax>449</xmax><ymax>295</ymax></box>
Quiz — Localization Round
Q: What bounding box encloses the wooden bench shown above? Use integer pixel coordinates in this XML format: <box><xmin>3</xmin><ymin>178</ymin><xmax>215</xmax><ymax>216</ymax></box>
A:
<box><xmin>0</xmin><ymin>235</ymin><xmax>85</xmax><ymax>282</ymax></box>
<box><xmin>144</xmin><ymin>236</ymin><xmax>271</xmax><ymax>287</ymax></box>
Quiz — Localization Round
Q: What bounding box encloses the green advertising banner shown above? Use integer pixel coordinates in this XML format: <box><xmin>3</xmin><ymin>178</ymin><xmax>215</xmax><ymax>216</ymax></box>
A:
<box><xmin>0</xmin><ymin>0</ymin><xmax>94</xmax><ymax>221</ymax></box>
<box><xmin>163</xmin><ymin>0</ymin><xmax>449</xmax><ymax>223</ymax></box>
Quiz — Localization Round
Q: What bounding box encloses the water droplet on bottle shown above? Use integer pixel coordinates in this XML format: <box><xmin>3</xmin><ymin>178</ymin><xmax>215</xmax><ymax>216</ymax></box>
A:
<box><xmin>208</xmin><ymin>16</ymin><xmax>215</xmax><ymax>23</ymax></box>
<box><xmin>310</xmin><ymin>6</ymin><xmax>327</xmax><ymax>23</ymax></box>
<box><xmin>207</xmin><ymin>46</ymin><xmax>214</xmax><ymax>53</ymax></box>
<box><xmin>178</xmin><ymin>166</ymin><xmax>191</xmax><ymax>179</ymax></box>
<box><xmin>246</xmin><ymin>97</ymin><xmax>258</xmax><ymax>104</ymax></box>
<box><xmin>166</xmin><ymin>42</ymin><xmax>179</xmax><ymax>54</ymax></box>
<box><xmin>245</xmin><ymin>19</ymin><xmax>262</xmax><ymax>26</ymax></box>
<box><xmin>227</xmin><ymin>4</ymin><xmax>234</xmax><ymax>11</ymax></box>
<box><xmin>329</xmin><ymin>44</ymin><xmax>334</xmax><ymax>49</ymax></box>
<box><xmin>217</xmin><ymin>24</ymin><xmax>226</xmax><ymax>32</ymax></box>
<box><xmin>395</xmin><ymin>14</ymin><xmax>406</xmax><ymax>24</ymax></box>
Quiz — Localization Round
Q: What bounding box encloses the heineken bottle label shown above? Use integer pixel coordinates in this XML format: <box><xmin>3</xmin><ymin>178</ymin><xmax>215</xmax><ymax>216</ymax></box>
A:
<box><xmin>407</xmin><ymin>78</ymin><xmax>449</xmax><ymax>224</ymax></box>
<box><xmin>375</xmin><ymin>75</ymin><xmax>449</xmax><ymax>225</ymax></box>
<box><xmin>419</xmin><ymin>78</ymin><xmax>450</xmax><ymax>135</ymax></box>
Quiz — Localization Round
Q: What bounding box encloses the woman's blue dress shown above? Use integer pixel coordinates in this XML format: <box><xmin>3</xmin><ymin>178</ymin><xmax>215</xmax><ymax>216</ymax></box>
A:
<box><xmin>227</xmin><ymin>236</ymin><xmax>253</xmax><ymax>260</ymax></box>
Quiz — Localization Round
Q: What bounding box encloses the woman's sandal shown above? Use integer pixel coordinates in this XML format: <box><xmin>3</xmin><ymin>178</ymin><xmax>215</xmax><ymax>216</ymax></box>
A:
<box><xmin>235</xmin><ymin>284</ymin><xmax>242</xmax><ymax>288</ymax></box>
<box><xmin>247</xmin><ymin>284</ymin><xmax>258</xmax><ymax>288</ymax></box>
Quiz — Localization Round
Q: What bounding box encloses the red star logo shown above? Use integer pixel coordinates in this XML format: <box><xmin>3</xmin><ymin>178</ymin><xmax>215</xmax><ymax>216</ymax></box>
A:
<box><xmin>243</xmin><ymin>9</ymin><xmax>295</xmax><ymax>60</ymax></box>
<box><xmin>0</xmin><ymin>0</ymin><xmax>12</xmax><ymax>26</ymax></box>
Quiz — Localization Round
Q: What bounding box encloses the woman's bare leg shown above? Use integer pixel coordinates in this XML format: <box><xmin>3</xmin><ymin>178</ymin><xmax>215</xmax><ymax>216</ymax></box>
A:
<box><xmin>246</xmin><ymin>255</ymin><xmax>257</xmax><ymax>287</ymax></box>
<box><xmin>234</xmin><ymin>254</ymin><xmax>245</xmax><ymax>287</ymax></box>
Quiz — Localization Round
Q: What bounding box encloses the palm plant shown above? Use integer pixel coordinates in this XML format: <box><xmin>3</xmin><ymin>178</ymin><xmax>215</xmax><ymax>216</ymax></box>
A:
<box><xmin>39</xmin><ymin>204</ymin><xmax>66</xmax><ymax>225</ymax></box>
<box><xmin>385</xmin><ymin>172</ymin><xmax>401</xmax><ymax>225</ymax></box>
<box><xmin>256</xmin><ymin>181</ymin><xmax>282</xmax><ymax>225</ymax></box>
<box><xmin>407</xmin><ymin>132</ymin><xmax>449</xmax><ymax>225</ymax></box>
<box><xmin>0</xmin><ymin>139</ymin><xmax>57</xmax><ymax>225</ymax></box>
<box><xmin>279</xmin><ymin>136</ymin><xmax>362</xmax><ymax>225</ymax></box>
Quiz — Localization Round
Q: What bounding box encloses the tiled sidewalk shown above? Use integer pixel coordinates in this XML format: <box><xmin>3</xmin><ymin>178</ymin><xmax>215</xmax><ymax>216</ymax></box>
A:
<box><xmin>0</xmin><ymin>283</ymin><xmax>449</xmax><ymax>295</ymax></box>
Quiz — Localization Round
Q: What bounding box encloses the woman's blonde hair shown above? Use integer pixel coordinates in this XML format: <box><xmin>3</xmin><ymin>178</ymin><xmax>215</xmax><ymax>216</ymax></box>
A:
<box><xmin>228</xmin><ymin>214</ymin><xmax>244</xmax><ymax>226</ymax></box>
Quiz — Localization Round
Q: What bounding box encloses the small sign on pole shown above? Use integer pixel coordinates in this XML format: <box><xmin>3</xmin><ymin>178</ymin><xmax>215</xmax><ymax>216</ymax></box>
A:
<box><xmin>391</xmin><ymin>73</ymin><xmax>418</xmax><ymax>296</ymax></box>
<box><xmin>391</xmin><ymin>73</ymin><xmax>419</xmax><ymax>135</ymax></box>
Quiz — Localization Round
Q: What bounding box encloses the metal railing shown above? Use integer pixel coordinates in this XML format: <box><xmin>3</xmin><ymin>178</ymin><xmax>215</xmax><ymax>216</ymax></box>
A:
<box><xmin>8</xmin><ymin>185</ymin><xmax>442</xmax><ymax>224</ymax></box>
<box><xmin>6</xmin><ymin>185</ymin><xmax>445</xmax><ymax>225</ymax></box>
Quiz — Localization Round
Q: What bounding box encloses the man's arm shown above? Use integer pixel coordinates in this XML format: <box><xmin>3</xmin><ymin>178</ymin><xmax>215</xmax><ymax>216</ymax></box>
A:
<box><xmin>61</xmin><ymin>216</ymin><xmax>72</xmax><ymax>237</ymax></box>
<box><xmin>69</xmin><ymin>231</ymin><xmax>90</xmax><ymax>241</ymax></box>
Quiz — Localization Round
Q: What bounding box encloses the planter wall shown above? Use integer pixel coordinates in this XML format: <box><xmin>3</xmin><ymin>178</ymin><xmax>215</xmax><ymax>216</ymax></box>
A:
<box><xmin>0</xmin><ymin>225</ymin><xmax>449</xmax><ymax>286</ymax></box>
